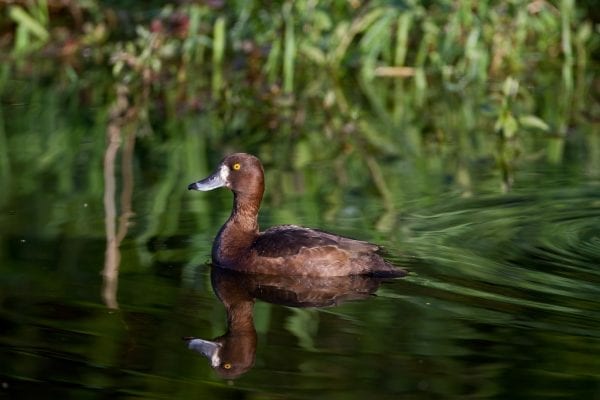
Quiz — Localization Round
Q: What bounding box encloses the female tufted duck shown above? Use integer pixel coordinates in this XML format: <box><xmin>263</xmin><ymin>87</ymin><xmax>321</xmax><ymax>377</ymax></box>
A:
<box><xmin>188</xmin><ymin>153</ymin><xmax>406</xmax><ymax>277</ymax></box>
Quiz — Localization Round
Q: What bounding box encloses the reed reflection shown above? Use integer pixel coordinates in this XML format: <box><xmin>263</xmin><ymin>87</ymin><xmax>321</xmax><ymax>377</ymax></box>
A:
<box><xmin>186</xmin><ymin>265</ymin><xmax>401</xmax><ymax>379</ymax></box>
<box><xmin>102</xmin><ymin>88</ymin><xmax>137</xmax><ymax>309</ymax></box>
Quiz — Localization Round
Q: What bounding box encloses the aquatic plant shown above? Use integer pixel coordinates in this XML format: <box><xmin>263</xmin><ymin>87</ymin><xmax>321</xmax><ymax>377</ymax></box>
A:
<box><xmin>0</xmin><ymin>0</ymin><xmax>597</xmax><ymax>239</ymax></box>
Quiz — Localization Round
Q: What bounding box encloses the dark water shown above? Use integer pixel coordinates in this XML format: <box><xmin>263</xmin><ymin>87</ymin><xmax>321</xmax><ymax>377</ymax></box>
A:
<box><xmin>1</xmin><ymin>78</ymin><xmax>599</xmax><ymax>399</ymax></box>
<box><xmin>1</xmin><ymin>151</ymin><xmax>599</xmax><ymax>399</ymax></box>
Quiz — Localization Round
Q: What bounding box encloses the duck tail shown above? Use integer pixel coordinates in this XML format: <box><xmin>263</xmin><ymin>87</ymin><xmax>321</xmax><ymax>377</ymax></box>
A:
<box><xmin>369</xmin><ymin>267</ymin><xmax>408</xmax><ymax>279</ymax></box>
<box><xmin>368</xmin><ymin>257</ymin><xmax>408</xmax><ymax>278</ymax></box>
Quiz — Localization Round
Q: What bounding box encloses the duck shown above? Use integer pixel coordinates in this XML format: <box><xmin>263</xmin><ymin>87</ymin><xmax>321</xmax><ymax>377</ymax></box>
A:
<box><xmin>187</xmin><ymin>153</ymin><xmax>406</xmax><ymax>277</ymax></box>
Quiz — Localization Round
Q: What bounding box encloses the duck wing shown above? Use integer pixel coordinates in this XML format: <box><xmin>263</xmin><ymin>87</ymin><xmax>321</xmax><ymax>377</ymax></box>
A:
<box><xmin>252</xmin><ymin>225</ymin><xmax>379</xmax><ymax>258</ymax></box>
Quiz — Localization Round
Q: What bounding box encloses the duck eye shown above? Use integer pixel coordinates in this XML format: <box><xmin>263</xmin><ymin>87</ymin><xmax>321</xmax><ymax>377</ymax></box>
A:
<box><xmin>232</xmin><ymin>163</ymin><xmax>241</xmax><ymax>171</ymax></box>
<box><xmin>223</xmin><ymin>363</ymin><xmax>232</xmax><ymax>369</ymax></box>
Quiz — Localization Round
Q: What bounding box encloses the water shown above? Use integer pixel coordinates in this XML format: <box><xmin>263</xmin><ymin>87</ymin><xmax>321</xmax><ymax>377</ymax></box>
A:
<box><xmin>1</xmin><ymin>78</ymin><xmax>599</xmax><ymax>398</ymax></box>
<box><xmin>1</xmin><ymin>148</ymin><xmax>599</xmax><ymax>399</ymax></box>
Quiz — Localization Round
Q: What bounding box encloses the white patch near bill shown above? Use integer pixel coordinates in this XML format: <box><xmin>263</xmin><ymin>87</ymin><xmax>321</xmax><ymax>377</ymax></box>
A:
<box><xmin>210</xmin><ymin>351</ymin><xmax>222</xmax><ymax>367</ymax></box>
<box><xmin>219</xmin><ymin>164</ymin><xmax>230</xmax><ymax>186</ymax></box>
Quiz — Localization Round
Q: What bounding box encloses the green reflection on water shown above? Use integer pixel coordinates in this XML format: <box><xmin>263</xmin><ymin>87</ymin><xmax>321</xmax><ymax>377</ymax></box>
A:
<box><xmin>0</xmin><ymin>84</ymin><xmax>598</xmax><ymax>398</ymax></box>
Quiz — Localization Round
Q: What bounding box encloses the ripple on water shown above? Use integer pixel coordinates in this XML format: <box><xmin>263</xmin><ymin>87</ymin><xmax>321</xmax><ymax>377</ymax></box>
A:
<box><xmin>402</xmin><ymin>185</ymin><xmax>600</xmax><ymax>336</ymax></box>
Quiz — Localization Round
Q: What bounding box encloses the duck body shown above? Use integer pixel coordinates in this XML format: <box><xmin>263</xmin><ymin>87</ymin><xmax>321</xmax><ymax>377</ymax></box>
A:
<box><xmin>188</xmin><ymin>153</ymin><xmax>405</xmax><ymax>278</ymax></box>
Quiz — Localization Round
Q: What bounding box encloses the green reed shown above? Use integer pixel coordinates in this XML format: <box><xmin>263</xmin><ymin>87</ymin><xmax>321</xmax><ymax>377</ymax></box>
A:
<box><xmin>7</xmin><ymin>0</ymin><xmax>49</xmax><ymax>55</ymax></box>
<box><xmin>211</xmin><ymin>16</ymin><xmax>226</xmax><ymax>97</ymax></box>
<box><xmin>0</xmin><ymin>0</ymin><xmax>597</xmax><ymax>220</ymax></box>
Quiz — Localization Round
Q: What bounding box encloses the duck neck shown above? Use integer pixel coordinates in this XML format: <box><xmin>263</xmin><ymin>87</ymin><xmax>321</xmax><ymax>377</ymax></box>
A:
<box><xmin>226</xmin><ymin>300</ymin><xmax>256</xmax><ymax>334</ymax></box>
<box><xmin>213</xmin><ymin>191</ymin><xmax>261</xmax><ymax>265</ymax></box>
<box><xmin>231</xmin><ymin>191</ymin><xmax>261</xmax><ymax>232</ymax></box>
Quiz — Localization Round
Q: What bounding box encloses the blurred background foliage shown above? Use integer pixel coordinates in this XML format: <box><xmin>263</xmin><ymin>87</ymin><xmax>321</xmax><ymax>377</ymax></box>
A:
<box><xmin>0</xmin><ymin>0</ymin><xmax>598</xmax><ymax>226</ymax></box>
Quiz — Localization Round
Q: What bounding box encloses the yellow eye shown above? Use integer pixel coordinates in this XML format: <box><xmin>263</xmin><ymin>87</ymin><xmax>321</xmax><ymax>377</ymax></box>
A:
<box><xmin>232</xmin><ymin>163</ymin><xmax>241</xmax><ymax>171</ymax></box>
<box><xmin>223</xmin><ymin>363</ymin><xmax>232</xmax><ymax>369</ymax></box>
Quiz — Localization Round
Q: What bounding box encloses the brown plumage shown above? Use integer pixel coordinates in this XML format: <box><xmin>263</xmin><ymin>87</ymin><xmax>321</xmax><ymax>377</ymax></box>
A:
<box><xmin>188</xmin><ymin>153</ymin><xmax>406</xmax><ymax>277</ymax></box>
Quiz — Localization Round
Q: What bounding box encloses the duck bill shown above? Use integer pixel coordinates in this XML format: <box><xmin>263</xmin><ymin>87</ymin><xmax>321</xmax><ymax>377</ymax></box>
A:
<box><xmin>186</xmin><ymin>338</ymin><xmax>222</xmax><ymax>367</ymax></box>
<box><xmin>188</xmin><ymin>166</ymin><xmax>228</xmax><ymax>191</ymax></box>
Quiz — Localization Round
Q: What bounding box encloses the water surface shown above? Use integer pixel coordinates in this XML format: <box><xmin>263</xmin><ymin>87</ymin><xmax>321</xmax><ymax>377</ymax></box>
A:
<box><xmin>1</xmin><ymin>133</ymin><xmax>599</xmax><ymax>399</ymax></box>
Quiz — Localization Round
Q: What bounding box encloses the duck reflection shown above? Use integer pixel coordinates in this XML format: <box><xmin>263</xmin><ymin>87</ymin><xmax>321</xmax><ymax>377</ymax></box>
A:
<box><xmin>186</xmin><ymin>265</ymin><xmax>398</xmax><ymax>379</ymax></box>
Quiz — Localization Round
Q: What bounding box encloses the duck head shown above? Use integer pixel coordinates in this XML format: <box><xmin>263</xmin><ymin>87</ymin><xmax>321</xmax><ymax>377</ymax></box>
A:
<box><xmin>188</xmin><ymin>153</ymin><xmax>264</xmax><ymax>199</ymax></box>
